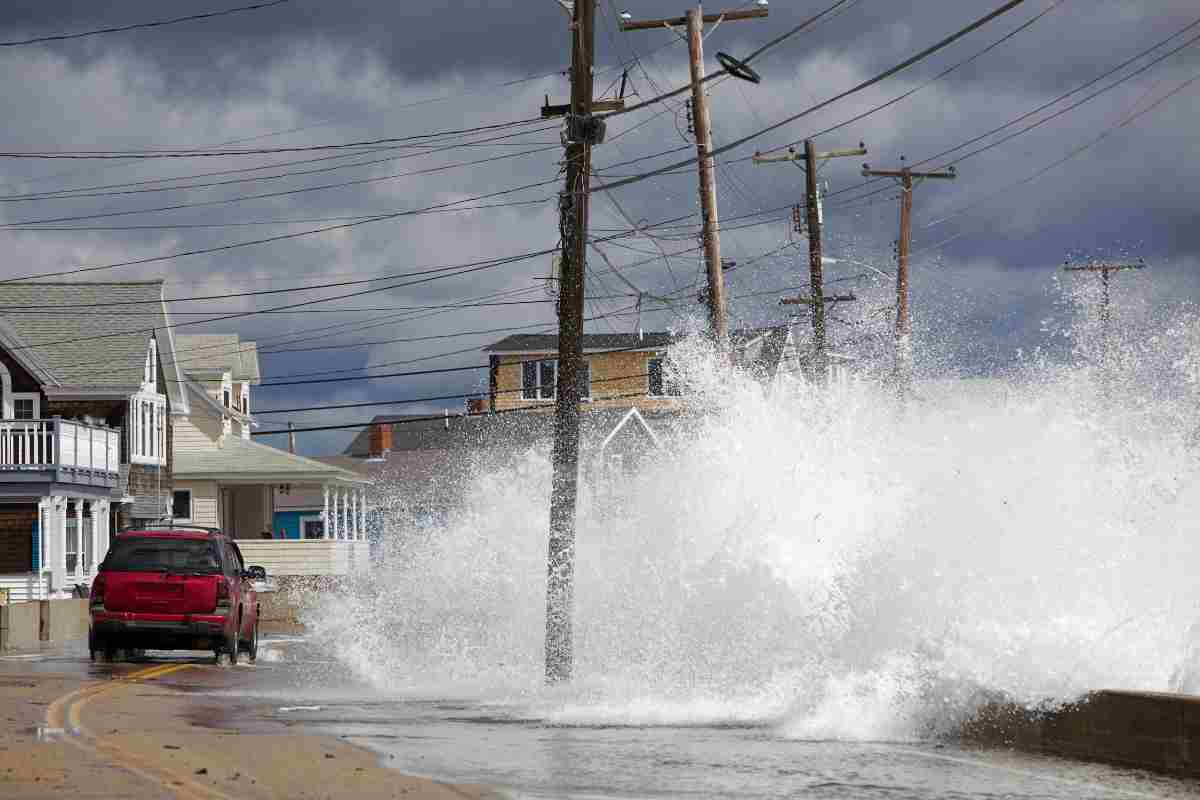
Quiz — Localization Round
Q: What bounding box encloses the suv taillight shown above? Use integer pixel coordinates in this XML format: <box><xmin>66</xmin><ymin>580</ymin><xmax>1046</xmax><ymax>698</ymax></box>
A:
<box><xmin>216</xmin><ymin>577</ymin><xmax>231</xmax><ymax>612</ymax></box>
<box><xmin>90</xmin><ymin>575</ymin><xmax>106</xmax><ymax>609</ymax></box>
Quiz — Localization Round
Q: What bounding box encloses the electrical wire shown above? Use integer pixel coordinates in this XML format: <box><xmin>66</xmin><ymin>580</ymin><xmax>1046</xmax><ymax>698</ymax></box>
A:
<box><xmin>0</xmin><ymin>178</ymin><xmax>561</xmax><ymax>283</ymax></box>
<box><xmin>826</xmin><ymin>11</ymin><xmax>1200</xmax><ymax>209</ymax></box>
<box><xmin>0</xmin><ymin>0</ymin><xmax>293</xmax><ymax>47</ymax></box>
<box><xmin>0</xmin><ymin>118</ymin><xmax>550</xmax><ymax>159</ymax></box>
<box><xmin>593</xmin><ymin>0</ymin><xmax>1029</xmax><ymax>196</ymax></box>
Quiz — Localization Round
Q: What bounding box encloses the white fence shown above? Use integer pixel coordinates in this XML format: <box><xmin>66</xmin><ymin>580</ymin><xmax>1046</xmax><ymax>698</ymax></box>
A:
<box><xmin>0</xmin><ymin>572</ymin><xmax>49</xmax><ymax>603</ymax></box>
<box><xmin>235</xmin><ymin>540</ymin><xmax>371</xmax><ymax>577</ymax></box>
<box><xmin>0</xmin><ymin>419</ymin><xmax>120</xmax><ymax>474</ymax></box>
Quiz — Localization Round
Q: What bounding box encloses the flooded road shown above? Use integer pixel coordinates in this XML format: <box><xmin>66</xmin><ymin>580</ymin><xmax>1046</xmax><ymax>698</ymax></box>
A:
<box><xmin>14</xmin><ymin>636</ymin><xmax>1172</xmax><ymax>800</ymax></box>
<box><xmin>4</xmin><ymin>637</ymin><xmax>1197</xmax><ymax>799</ymax></box>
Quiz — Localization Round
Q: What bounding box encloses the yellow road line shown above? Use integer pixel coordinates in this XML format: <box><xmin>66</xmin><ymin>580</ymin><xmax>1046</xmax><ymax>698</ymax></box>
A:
<box><xmin>47</xmin><ymin>662</ymin><xmax>239</xmax><ymax>800</ymax></box>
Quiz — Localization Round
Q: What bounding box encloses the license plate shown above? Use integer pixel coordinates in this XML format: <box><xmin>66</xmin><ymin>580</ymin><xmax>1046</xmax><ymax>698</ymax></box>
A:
<box><xmin>135</xmin><ymin>583</ymin><xmax>184</xmax><ymax>598</ymax></box>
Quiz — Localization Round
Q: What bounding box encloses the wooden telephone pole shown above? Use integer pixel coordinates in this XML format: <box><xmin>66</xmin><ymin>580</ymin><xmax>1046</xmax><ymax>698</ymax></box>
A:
<box><xmin>542</xmin><ymin>0</ymin><xmax>605</xmax><ymax>684</ymax></box>
<box><xmin>860</xmin><ymin>160</ymin><xmax>956</xmax><ymax>398</ymax></box>
<box><xmin>1062</xmin><ymin>259</ymin><xmax>1145</xmax><ymax>402</ymax></box>
<box><xmin>621</xmin><ymin>5</ymin><xmax>767</xmax><ymax>350</ymax></box>
<box><xmin>753</xmin><ymin>139</ymin><xmax>865</xmax><ymax>383</ymax></box>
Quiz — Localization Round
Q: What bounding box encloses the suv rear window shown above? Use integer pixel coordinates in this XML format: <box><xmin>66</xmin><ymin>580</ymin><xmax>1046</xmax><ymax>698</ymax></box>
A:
<box><xmin>103</xmin><ymin>537</ymin><xmax>223</xmax><ymax>574</ymax></box>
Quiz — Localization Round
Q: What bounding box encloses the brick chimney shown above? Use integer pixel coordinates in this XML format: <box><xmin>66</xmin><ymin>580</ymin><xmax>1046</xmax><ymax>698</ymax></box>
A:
<box><xmin>368</xmin><ymin>421</ymin><xmax>393</xmax><ymax>459</ymax></box>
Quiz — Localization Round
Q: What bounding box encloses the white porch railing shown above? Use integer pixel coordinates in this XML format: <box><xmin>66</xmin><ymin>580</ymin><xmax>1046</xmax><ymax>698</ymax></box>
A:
<box><xmin>0</xmin><ymin>419</ymin><xmax>120</xmax><ymax>482</ymax></box>
<box><xmin>0</xmin><ymin>572</ymin><xmax>49</xmax><ymax>603</ymax></box>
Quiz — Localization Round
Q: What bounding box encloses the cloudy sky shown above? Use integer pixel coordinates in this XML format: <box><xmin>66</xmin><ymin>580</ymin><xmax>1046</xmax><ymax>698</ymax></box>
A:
<box><xmin>1</xmin><ymin>0</ymin><xmax>1197</xmax><ymax>453</ymax></box>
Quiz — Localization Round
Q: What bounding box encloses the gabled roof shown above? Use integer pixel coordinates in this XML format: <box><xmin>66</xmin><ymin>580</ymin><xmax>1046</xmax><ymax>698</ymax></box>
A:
<box><xmin>174</xmin><ymin>434</ymin><xmax>365</xmax><ymax>484</ymax></box>
<box><xmin>173</xmin><ymin>334</ymin><xmax>261</xmax><ymax>384</ymax></box>
<box><xmin>0</xmin><ymin>317</ymin><xmax>60</xmax><ymax>386</ymax></box>
<box><xmin>343</xmin><ymin>413</ymin><xmax>468</xmax><ymax>456</ymax></box>
<box><xmin>0</xmin><ymin>282</ymin><xmax>186</xmax><ymax>408</ymax></box>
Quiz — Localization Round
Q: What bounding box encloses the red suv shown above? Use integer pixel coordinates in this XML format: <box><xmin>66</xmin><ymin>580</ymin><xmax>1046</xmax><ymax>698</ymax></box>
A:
<box><xmin>89</xmin><ymin>526</ymin><xmax>264</xmax><ymax>664</ymax></box>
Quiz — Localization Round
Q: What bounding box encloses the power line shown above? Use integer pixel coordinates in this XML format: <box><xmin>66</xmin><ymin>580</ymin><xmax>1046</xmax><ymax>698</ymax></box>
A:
<box><xmin>826</xmin><ymin>11</ymin><xmax>1200</xmax><ymax>209</ymax></box>
<box><xmin>258</xmin><ymin>367</ymin><xmax>661</xmax><ymax>415</ymax></box>
<box><xmin>0</xmin><ymin>178</ymin><xmax>560</xmax><ymax>282</ymax></box>
<box><xmin>0</xmin><ymin>118</ymin><xmax>549</xmax><ymax>159</ymax></box>
<box><xmin>600</xmin><ymin>0</ymin><xmax>860</xmax><ymax>121</ymax></box>
<box><xmin>251</xmin><ymin>390</ymin><xmax>658</xmax><ymax>437</ymax></box>
<box><xmin>0</xmin><ymin>0</ymin><xmax>292</xmax><ymax>47</ymax></box>
<box><xmin>923</xmin><ymin>65</ymin><xmax>1200</xmax><ymax>231</ymax></box>
<box><xmin>0</xmin><ymin>223</ymin><xmax>702</xmax><ymax>372</ymax></box>
<box><xmin>742</xmin><ymin>0</ymin><xmax>1067</xmax><ymax>162</ymax></box>
<box><xmin>0</xmin><ymin>198</ymin><xmax>554</xmax><ymax>232</ymax></box>
<box><xmin>592</xmin><ymin>0</ymin><xmax>1029</xmax><ymax>195</ymax></box>
<box><xmin>1</xmin><ymin>117</ymin><xmax>561</xmax><ymax>202</ymax></box>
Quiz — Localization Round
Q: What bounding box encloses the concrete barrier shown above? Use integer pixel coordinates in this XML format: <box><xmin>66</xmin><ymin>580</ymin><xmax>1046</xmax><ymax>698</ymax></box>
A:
<box><xmin>960</xmin><ymin>690</ymin><xmax>1200</xmax><ymax>778</ymax></box>
<box><xmin>43</xmin><ymin>598</ymin><xmax>88</xmax><ymax>644</ymax></box>
<box><xmin>0</xmin><ymin>601</ymin><xmax>42</xmax><ymax>650</ymax></box>
<box><xmin>257</xmin><ymin>575</ymin><xmax>347</xmax><ymax>634</ymax></box>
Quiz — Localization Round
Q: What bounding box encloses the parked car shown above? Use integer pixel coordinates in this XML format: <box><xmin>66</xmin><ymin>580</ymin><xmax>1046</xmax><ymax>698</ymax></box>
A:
<box><xmin>88</xmin><ymin>525</ymin><xmax>266</xmax><ymax>664</ymax></box>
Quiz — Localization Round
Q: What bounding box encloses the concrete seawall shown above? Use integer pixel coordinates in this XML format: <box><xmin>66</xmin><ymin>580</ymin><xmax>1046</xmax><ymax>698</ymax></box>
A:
<box><xmin>960</xmin><ymin>690</ymin><xmax>1200</xmax><ymax>778</ymax></box>
<box><xmin>0</xmin><ymin>599</ymin><xmax>89</xmax><ymax>651</ymax></box>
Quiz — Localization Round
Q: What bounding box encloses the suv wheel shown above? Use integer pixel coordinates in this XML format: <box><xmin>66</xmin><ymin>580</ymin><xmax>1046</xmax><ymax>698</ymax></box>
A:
<box><xmin>242</xmin><ymin>616</ymin><xmax>259</xmax><ymax>663</ymax></box>
<box><xmin>216</xmin><ymin>628</ymin><xmax>240</xmax><ymax>667</ymax></box>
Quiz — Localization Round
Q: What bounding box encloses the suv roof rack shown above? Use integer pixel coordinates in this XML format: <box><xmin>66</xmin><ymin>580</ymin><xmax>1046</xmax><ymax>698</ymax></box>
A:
<box><xmin>119</xmin><ymin>521</ymin><xmax>224</xmax><ymax>535</ymax></box>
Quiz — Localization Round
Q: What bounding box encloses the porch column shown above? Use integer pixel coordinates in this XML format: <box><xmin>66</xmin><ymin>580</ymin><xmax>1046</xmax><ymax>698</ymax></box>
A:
<box><xmin>338</xmin><ymin>488</ymin><xmax>347</xmax><ymax>540</ymax></box>
<box><xmin>322</xmin><ymin>484</ymin><xmax>331</xmax><ymax>540</ymax></box>
<box><xmin>51</xmin><ymin>498</ymin><xmax>67</xmax><ymax>594</ymax></box>
<box><xmin>36</xmin><ymin>498</ymin><xmax>50</xmax><ymax>596</ymax></box>
<box><xmin>332</xmin><ymin>486</ymin><xmax>341</xmax><ymax>540</ymax></box>
<box><xmin>349</xmin><ymin>490</ymin><xmax>358</xmax><ymax>541</ymax></box>
<box><xmin>358</xmin><ymin>489</ymin><xmax>366</xmax><ymax>542</ymax></box>
<box><xmin>92</xmin><ymin>499</ymin><xmax>109</xmax><ymax>574</ymax></box>
<box><xmin>73</xmin><ymin>498</ymin><xmax>84</xmax><ymax>582</ymax></box>
<box><xmin>342</xmin><ymin>488</ymin><xmax>350</xmax><ymax>540</ymax></box>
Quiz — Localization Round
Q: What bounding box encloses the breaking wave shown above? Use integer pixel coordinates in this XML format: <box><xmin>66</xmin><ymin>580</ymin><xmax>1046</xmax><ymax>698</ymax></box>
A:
<box><xmin>303</xmin><ymin>291</ymin><xmax>1200</xmax><ymax>741</ymax></box>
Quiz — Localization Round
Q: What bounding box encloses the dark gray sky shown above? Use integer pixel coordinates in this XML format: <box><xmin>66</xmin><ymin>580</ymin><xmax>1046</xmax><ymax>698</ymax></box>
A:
<box><xmin>1</xmin><ymin>0</ymin><xmax>1198</xmax><ymax>453</ymax></box>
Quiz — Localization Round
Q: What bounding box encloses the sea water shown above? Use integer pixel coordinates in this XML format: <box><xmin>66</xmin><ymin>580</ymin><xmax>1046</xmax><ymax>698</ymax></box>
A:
<box><xmin>294</xmin><ymin>288</ymin><xmax>1200</xmax><ymax>796</ymax></box>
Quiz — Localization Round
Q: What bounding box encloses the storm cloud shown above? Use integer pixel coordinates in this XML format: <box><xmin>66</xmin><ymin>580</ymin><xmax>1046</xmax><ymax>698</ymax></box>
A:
<box><xmin>1</xmin><ymin>1</ymin><xmax>1197</xmax><ymax>453</ymax></box>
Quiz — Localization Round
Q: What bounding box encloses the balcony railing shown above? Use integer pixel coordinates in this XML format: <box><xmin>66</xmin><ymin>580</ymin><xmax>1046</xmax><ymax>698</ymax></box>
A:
<box><xmin>0</xmin><ymin>418</ymin><xmax>121</xmax><ymax>485</ymax></box>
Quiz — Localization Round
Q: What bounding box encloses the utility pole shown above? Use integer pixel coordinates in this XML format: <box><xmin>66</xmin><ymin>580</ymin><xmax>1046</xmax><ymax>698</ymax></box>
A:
<box><xmin>1062</xmin><ymin>259</ymin><xmax>1144</xmax><ymax>402</ymax></box>
<box><xmin>541</xmin><ymin>0</ymin><xmax>603</xmax><ymax>684</ymax></box>
<box><xmin>621</xmin><ymin>5</ymin><xmax>768</xmax><ymax>350</ymax></box>
<box><xmin>753</xmin><ymin>140</ymin><xmax>865</xmax><ymax>383</ymax></box>
<box><xmin>861</xmin><ymin>160</ymin><xmax>956</xmax><ymax>399</ymax></box>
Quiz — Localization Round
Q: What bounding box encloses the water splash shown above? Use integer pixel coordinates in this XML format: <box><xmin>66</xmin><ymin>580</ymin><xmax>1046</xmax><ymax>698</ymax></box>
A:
<box><xmin>303</xmin><ymin>293</ymin><xmax>1200</xmax><ymax>741</ymax></box>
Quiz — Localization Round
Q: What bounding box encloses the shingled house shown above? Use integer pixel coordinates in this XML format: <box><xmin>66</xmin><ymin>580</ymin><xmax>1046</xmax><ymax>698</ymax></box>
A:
<box><xmin>482</xmin><ymin>327</ymin><xmax>808</xmax><ymax>412</ymax></box>
<box><xmin>171</xmin><ymin>334</ymin><xmax>369</xmax><ymax>577</ymax></box>
<box><xmin>0</xmin><ymin>281</ymin><xmax>186</xmax><ymax>601</ymax></box>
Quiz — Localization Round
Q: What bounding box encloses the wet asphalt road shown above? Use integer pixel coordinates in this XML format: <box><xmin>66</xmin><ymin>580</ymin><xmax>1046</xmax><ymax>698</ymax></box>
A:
<box><xmin>5</xmin><ymin>638</ymin><xmax>1200</xmax><ymax>800</ymax></box>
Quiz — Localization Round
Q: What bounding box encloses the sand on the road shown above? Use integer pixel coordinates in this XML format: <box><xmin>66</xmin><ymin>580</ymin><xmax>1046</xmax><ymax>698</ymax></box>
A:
<box><xmin>0</xmin><ymin>666</ymin><xmax>497</xmax><ymax>800</ymax></box>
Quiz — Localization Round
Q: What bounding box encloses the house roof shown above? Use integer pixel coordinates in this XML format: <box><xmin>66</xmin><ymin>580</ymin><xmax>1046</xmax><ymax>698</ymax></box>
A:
<box><xmin>483</xmin><ymin>328</ymin><xmax>782</xmax><ymax>355</ymax></box>
<box><xmin>173</xmin><ymin>334</ymin><xmax>261</xmax><ymax>383</ymax></box>
<box><xmin>343</xmin><ymin>413</ymin><xmax>470</xmax><ymax>456</ymax></box>
<box><xmin>274</xmin><ymin>451</ymin><xmax>457</xmax><ymax>510</ymax></box>
<box><xmin>0</xmin><ymin>281</ymin><xmax>187</xmax><ymax>409</ymax></box>
<box><xmin>345</xmin><ymin>406</ymin><xmax>682</xmax><ymax>456</ymax></box>
<box><xmin>175</xmin><ymin>435</ymin><xmax>365</xmax><ymax>484</ymax></box>
<box><xmin>484</xmin><ymin>332</ymin><xmax>675</xmax><ymax>353</ymax></box>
